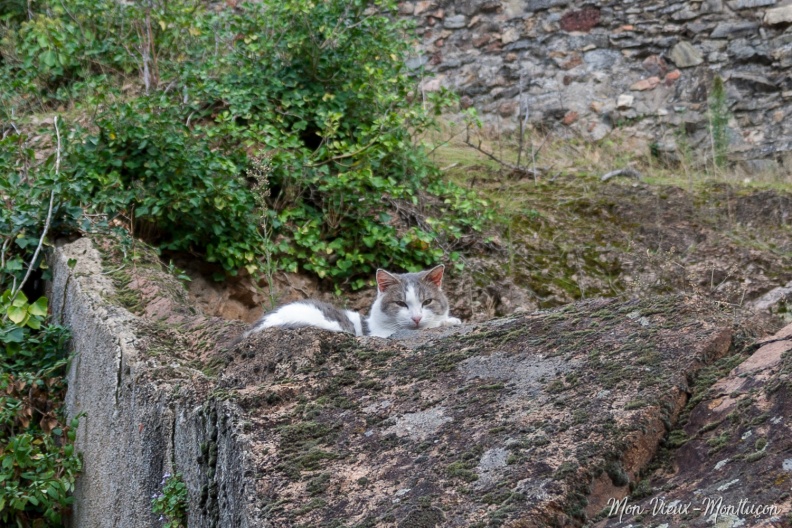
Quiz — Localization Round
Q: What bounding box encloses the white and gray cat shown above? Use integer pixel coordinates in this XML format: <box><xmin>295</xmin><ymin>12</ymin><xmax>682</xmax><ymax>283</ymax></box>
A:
<box><xmin>243</xmin><ymin>265</ymin><xmax>461</xmax><ymax>338</ymax></box>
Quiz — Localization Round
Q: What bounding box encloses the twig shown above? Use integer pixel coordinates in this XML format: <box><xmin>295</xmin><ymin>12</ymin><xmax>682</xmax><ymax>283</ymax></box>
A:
<box><xmin>463</xmin><ymin>135</ymin><xmax>544</xmax><ymax>179</ymax></box>
<box><xmin>8</xmin><ymin>117</ymin><xmax>61</xmax><ymax>305</ymax></box>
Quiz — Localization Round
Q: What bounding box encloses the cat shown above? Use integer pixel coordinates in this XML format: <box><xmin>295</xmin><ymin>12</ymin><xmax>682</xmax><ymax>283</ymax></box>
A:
<box><xmin>242</xmin><ymin>264</ymin><xmax>461</xmax><ymax>339</ymax></box>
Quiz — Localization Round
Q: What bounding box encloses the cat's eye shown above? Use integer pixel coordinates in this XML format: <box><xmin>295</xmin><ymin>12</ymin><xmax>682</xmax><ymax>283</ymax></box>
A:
<box><xmin>394</xmin><ymin>301</ymin><xmax>408</xmax><ymax>308</ymax></box>
<box><xmin>422</xmin><ymin>299</ymin><xmax>433</xmax><ymax>306</ymax></box>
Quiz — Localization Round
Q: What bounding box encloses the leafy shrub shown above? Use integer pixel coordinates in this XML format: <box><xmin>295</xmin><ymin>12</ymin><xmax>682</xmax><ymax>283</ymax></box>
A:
<box><xmin>68</xmin><ymin>101</ymin><xmax>262</xmax><ymax>274</ymax></box>
<box><xmin>1</xmin><ymin>123</ymin><xmax>82</xmax><ymax>527</ymax></box>
<box><xmin>5</xmin><ymin>0</ymin><xmax>493</xmax><ymax>290</ymax></box>
<box><xmin>0</xmin><ymin>293</ymin><xmax>82</xmax><ymax>526</ymax></box>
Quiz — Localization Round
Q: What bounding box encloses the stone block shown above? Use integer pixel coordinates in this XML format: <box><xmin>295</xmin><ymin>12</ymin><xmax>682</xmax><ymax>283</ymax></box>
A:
<box><xmin>710</xmin><ymin>21</ymin><xmax>759</xmax><ymax>38</ymax></box>
<box><xmin>669</xmin><ymin>41</ymin><xmax>704</xmax><ymax>67</ymax></box>
<box><xmin>727</xmin><ymin>0</ymin><xmax>775</xmax><ymax>8</ymax></box>
<box><xmin>630</xmin><ymin>76</ymin><xmax>661</xmax><ymax>91</ymax></box>
<box><xmin>617</xmin><ymin>94</ymin><xmax>635</xmax><ymax>108</ymax></box>
<box><xmin>525</xmin><ymin>0</ymin><xmax>569</xmax><ymax>12</ymax></box>
<box><xmin>444</xmin><ymin>15</ymin><xmax>467</xmax><ymax>29</ymax></box>
<box><xmin>764</xmin><ymin>5</ymin><xmax>792</xmax><ymax>25</ymax></box>
<box><xmin>501</xmin><ymin>27</ymin><xmax>520</xmax><ymax>44</ymax></box>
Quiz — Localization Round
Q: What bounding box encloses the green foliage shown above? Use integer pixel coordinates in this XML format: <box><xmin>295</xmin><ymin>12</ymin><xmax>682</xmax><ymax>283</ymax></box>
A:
<box><xmin>68</xmin><ymin>101</ymin><xmax>261</xmax><ymax>274</ymax></box>
<box><xmin>708</xmin><ymin>75</ymin><xmax>730</xmax><ymax>170</ymax></box>
<box><xmin>151</xmin><ymin>472</ymin><xmax>188</xmax><ymax>528</ymax></box>
<box><xmin>1</xmin><ymin>119</ymin><xmax>82</xmax><ymax>528</ymax></box>
<box><xmin>0</xmin><ymin>297</ymin><xmax>82</xmax><ymax>527</ymax></box>
<box><xmin>3</xmin><ymin>0</ymin><xmax>492</xmax><ymax>289</ymax></box>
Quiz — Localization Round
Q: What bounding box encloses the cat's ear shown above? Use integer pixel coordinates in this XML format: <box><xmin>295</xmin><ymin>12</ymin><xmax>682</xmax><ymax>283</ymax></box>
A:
<box><xmin>376</xmin><ymin>269</ymin><xmax>400</xmax><ymax>292</ymax></box>
<box><xmin>423</xmin><ymin>264</ymin><xmax>445</xmax><ymax>288</ymax></box>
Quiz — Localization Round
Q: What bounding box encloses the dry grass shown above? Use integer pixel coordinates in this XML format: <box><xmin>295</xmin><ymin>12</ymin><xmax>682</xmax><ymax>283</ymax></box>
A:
<box><xmin>419</xmin><ymin>115</ymin><xmax>792</xmax><ymax>209</ymax></box>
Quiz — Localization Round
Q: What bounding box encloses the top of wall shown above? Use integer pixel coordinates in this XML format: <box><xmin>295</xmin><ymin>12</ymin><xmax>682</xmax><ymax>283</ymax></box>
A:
<box><xmin>406</xmin><ymin>0</ymin><xmax>792</xmax><ymax>164</ymax></box>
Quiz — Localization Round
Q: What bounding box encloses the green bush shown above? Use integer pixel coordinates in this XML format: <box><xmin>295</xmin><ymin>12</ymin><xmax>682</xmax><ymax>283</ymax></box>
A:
<box><xmin>1</xmin><ymin>121</ymin><xmax>82</xmax><ymax>528</ymax></box>
<box><xmin>4</xmin><ymin>0</ymin><xmax>492</xmax><ymax>290</ymax></box>
<box><xmin>0</xmin><ymin>297</ymin><xmax>82</xmax><ymax>526</ymax></box>
<box><xmin>68</xmin><ymin>101</ymin><xmax>262</xmax><ymax>274</ymax></box>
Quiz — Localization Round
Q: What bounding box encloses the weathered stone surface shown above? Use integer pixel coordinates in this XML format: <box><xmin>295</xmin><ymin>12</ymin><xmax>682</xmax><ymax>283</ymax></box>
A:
<box><xmin>583</xmin><ymin>48</ymin><xmax>622</xmax><ymax>69</ymax></box>
<box><xmin>560</xmin><ymin>6</ymin><xmax>601</xmax><ymax>32</ymax></box>
<box><xmin>710</xmin><ymin>20</ymin><xmax>760</xmax><ymax>38</ymax></box>
<box><xmin>525</xmin><ymin>0</ymin><xmax>569</xmax><ymax>11</ymax></box>
<box><xmin>727</xmin><ymin>0</ymin><xmax>775</xmax><ymax>8</ymax></box>
<box><xmin>599</xmin><ymin>323</ymin><xmax>792</xmax><ymax>527</ymax></box>
<box><xmin>671</xmin><ymin>6</ymin><xmax>700</xmax><ymax>21</ymax></box>
<box><xmin>617</xmin><ymin>93</ymin><xmax>635</xmax><ymax>108</ymax></box>
<box><xmin>50</xmin><ymin>238</ymin><xmax>254</xmax><ymax>528</ymax></box>
<box><xmin>443</xmin><ymin>14</ymin><xmax>467</xmax><ymax>29</ymax></box>
<box><xmin>728</xmin><ymin>39</ymin><xmax>770</xmax><ymax>61</ymax></box>
<box><xmin>630</xmin><ymin>76</ymin><xmax>660</xmax><ymax>91</ymax></box>
<box><xmin>765</xmin><ymin>5</ymin><xmax>792</xmax><ymax>25</ymax></box>
<box><xmin>669</xmin><ymin>40</ymin><xmax>704</xmax><ymax>67</ymax></box>
<box><xmin>223</xmin><ymin>296</ymin><xmax>732</xmax><ymax>526</ymax></box>
<box><xmin>748</xmin><ymin>280</ymin><xmax>792</xmax><ymax>313</ymax></box>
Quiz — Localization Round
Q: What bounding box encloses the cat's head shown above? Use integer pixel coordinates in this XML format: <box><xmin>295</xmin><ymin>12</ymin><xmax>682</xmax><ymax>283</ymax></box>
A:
<box><xmin>374</xmin><ymin>265</ymin><xmax>450</xmax><ymax>330</ymax></box>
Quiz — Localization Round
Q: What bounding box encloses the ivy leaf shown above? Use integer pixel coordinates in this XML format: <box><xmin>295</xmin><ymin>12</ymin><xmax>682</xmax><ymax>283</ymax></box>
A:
<box><xmin>5</xmin><ymin>258</ymin><xmax>23</xmax><ymax>272</ymax></box>
<box><xmin>7</xmin><ymin>305</ymin><xmax>28</xmax><ymax>325</ymax></box>
<box><xmin>11</xmin><ymin>290</ymin><xmax>28</xmax><ymax>306</ymax></box>
<box><xmin>29</xmin><ymin>297</ymin><xmax>48</xmax><ymax>317</ymax></box>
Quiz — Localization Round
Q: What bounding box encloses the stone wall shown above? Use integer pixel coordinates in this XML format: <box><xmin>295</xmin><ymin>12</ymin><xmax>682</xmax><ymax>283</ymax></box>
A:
<box><xmin>405</xmin><ymin>0</ymin><xmax>792</xmax><ymax>165</ymax></box>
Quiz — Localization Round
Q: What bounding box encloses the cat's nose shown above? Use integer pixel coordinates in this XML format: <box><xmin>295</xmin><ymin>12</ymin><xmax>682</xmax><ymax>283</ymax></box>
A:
<box><xmin>411</xmin><ymin>315</ymin><xmax>422</xmax><ymax>325</ymax></box>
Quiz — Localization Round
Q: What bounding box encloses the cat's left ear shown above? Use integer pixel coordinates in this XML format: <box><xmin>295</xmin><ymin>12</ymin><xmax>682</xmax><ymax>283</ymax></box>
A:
<box><xmin>423</xmin><ymin>264</ymin><xmax>445</xmax><ymax>288</ymax></box>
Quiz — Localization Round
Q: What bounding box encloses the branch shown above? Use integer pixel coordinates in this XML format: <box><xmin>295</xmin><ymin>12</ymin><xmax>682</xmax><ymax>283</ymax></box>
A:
<box><xmin>8</xmin><ymin>117</ymin><xmax>61</xmax><ymax>306</ymax></box>
<box><xmin>462</xmin><ymin>135</ymin><xmax>545</xmax><ymax>179</ymax></box>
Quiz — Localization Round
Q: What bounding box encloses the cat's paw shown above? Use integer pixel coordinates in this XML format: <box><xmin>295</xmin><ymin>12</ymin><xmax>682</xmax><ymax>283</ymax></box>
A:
<box><xmin>443</xmin><ymin>317</ymin><xmax>462</xmax><ymax>326</ymax></box>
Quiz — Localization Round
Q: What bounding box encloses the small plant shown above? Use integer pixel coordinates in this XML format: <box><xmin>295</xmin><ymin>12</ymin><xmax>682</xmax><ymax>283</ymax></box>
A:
<box><xmin>151</xmin><ymin>472</ymin><xmax>188</xmax><ymax>528</ymax></box>
<box><xmin>247</xmin><ymin>155</ymin><xmax>277</xmax><ymax>308</ymax></box>
<box><xmin>708</xmin><ymin>75</ymin><xmax>730</xmax><ymax>171</ymax></box>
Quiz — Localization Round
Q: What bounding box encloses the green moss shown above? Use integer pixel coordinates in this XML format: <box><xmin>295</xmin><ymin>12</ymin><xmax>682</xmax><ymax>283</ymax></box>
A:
<box><xmin>624</xmin><ymin>399</ymin><xmax>647</xmax><ymax>410</ymax></box>
<box><xmin>553</xmin><ymin>461</ymin><xmax>578</xmax><ymax>480</ymax></box>
<box><xmin>306</xmin><ymin>472</ymin><xmax>331</xmax><ymax>496</ymax></box>
<box><xmin>630</xmin><ymin>479</ymin><xmax>653</xmax><ymax>500</ymax></box>
<box><xmin>605</xmin><ymin>460</ymin><xmax>629</xmax><ymax>487</ymax></box>
<box><xmin>446</xmin><ymin>461</ymin><xmax>478</xmax><ymax>482</ymax></box>
<box><xmin>295</xmin><ymin>497</ymin><xmax>326</xmax><ymax>516</ymax></box>
<box><xmin>706</xmin><ymin>432</ymin><xmax>730</xmax><ymax>454</ymax></box>
<box><xmin>665</xmin><ymin>430</ymin><xmax>689</xmax><ymax>448</ymax></box>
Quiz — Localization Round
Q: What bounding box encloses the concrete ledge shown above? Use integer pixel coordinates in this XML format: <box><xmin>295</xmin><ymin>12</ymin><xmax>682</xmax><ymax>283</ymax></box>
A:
<box><xmin>49</xmin><ymin>238</ymin><xmax>257</xmax><ymax>528</ymax></box>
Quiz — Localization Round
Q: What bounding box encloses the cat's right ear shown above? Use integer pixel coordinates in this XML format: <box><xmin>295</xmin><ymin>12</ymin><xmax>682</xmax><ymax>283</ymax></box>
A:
<box><xmin>376</xmin><ymin>269</ymin><xmax>400</xmax><ymax>293</ymax></box>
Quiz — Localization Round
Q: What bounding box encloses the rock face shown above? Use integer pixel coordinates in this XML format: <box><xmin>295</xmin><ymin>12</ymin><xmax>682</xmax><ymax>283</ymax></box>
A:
<box><xmin>50</xmin><ymin>236</ymin><xmax>760</xmax><ymax>527</ymax></box>
<box><xmin>226</xmin><ymin>297</ymin><xmax>734</xmax><ymax>526</ymax></box>
<box><xmin>598</xmin><ymin>323</ymin><xmax>792</xmax><ymax>527</ymax></box>
<box><xmin>405</xmin><ymin>0</ymin><xmax>792</xmax><ymax>162</ymax></box>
